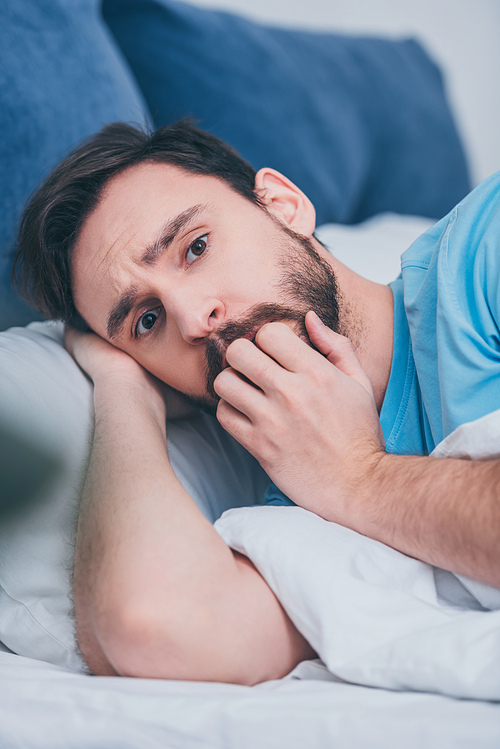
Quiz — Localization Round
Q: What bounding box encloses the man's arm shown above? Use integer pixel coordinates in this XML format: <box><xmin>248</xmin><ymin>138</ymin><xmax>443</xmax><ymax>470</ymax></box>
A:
<box><xmin>214</xmin><ymin>314</ymin><xmax>500</xmax><ymax>587</ymax></box>
<box><xmin>67</xmin><ymin>330</ymin><xmax>314</xmax><ymax>682</ymax></box>
<box><xmin>353</xmin><ymin>450</ymin><xmax>500</xmax><ymax>586</ymax></box>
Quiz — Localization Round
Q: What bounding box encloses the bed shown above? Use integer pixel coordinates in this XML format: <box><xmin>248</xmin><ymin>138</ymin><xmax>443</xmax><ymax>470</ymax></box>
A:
<box><xmin>1</xmin><ymin>1</ymin><xmax>499</xmax><ymax>746</ymax></box>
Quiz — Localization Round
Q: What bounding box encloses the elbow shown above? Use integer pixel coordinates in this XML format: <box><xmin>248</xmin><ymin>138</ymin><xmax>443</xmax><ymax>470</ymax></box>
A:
<box><xmin>90</xmin><ymin>598</ymin><xmax>250</xmax><ymax>683</ymax></box>
<box><xmin>93</xmin><ymin>601</ymin><xmax>188</xmax><ymax>680</ymax></box>
<box><xmin>87</xmin><ymin>596</ymin><xmax>290</xmax><ymax>685</ymax></box>
<box><xmin>74</xmin><ymin>582</ymin><xmax>180</xmax><ymax>679</ymax></box>
<box><xmin>75</xmin><ymin>555</ymin><xmax>312</xmax><ymax>684</ymax></box>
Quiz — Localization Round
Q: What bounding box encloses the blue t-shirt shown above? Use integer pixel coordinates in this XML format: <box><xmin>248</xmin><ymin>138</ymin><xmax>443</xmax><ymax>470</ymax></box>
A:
<box><xmin>266</xmin><ymin>171</ymin><xmax>500</xmax><ymax>505</ymax></box>
<box><xmin>381</xmin><ymin>170</ymin><xmax>500</xmax><ymax>455</ymax></box>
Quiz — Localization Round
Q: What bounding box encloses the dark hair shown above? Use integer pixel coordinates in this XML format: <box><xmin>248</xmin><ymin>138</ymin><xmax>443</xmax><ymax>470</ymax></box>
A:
<box><xmin>13</xmin><ymin>120</ymin><xmax>262</xmax><ymax>330</ymax></box>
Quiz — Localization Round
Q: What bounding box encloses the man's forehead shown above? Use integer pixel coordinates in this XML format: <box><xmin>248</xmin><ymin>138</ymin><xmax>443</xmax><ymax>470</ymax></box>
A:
<box><xmin>101</xmin><ymin>160</ymin><xmax>202</xmax><ymax>201</ymax></box>
<box><xmin>96</xmin><ymin>162</ymin><xmax>214</xmax><ymax>232</ymax></box>
<box><xmin>76</xmin><ymin>163</ymin><xmax>220</xmax><ymax>261</ymax></box>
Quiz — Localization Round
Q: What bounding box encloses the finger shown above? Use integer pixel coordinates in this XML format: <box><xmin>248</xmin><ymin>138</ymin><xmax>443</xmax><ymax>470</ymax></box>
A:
<box><xmin>305</xmin><ymin>311</ymin><xmax>373</xmax><ymax>391</ymax></box>
<box><xmin>216</xmin><ymin>397</ymin><xmax>254</xmax><ymax>451</ymax></box>
<box><xmin>214</xmin><ymin>365</ymin><xmax>266</xmax><ymax>419</ymax></box>
<box><xmin>224</xmin><ymin>336</ymin><xmax>288</xmax><ymax>393</ymax></box>
<box><xmin>242</xmin><ymin>321</ymin><xmax>320</xmax><ymax>374</ymax></box>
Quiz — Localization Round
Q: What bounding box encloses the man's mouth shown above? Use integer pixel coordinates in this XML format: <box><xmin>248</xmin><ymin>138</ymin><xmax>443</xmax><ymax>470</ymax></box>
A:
<box><xmin>205</xmin><ymin>303</ymin><xmax>317</xmax><ymax>402</ymax></box>
<box><xmin>218</xmin><ymin>327</ymin><xmax>261</xmax><ymax>372</ymax></box>
<box><xmin>217</xmin><ymin>318</ymin><xmax>310</xmax><ymax>373</ymax></box>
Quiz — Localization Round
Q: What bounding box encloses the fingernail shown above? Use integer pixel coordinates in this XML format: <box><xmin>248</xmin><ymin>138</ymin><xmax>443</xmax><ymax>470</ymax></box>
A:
<box><xmin>310</xmin><ymin>311</ymin><xmax>325</xmax><ymax>326</ymax></box>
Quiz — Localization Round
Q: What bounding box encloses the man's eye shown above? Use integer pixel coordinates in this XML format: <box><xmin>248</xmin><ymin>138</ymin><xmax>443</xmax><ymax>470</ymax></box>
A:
<box><xmin>136</xmin><ymin>308</ymin><xmax>160</xmax><ymax>338</ymax></box>
<box><xmin>186</xmin><ymin>235</ymin><xmax>208</xmax><ymax>265</ymax></box>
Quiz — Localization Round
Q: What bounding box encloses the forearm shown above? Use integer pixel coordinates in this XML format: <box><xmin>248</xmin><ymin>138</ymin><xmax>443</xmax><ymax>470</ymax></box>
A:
<box><xmin>74</xmin><ymin>373</ymin><xmax>312</xmax><ymax>682</ymax></box>
<box><xmin>346</xmin><ymin>452</ymin><xmax>500</xmax><ymax>586</ymax></box>
<box><xmin>75</xmin><ymin>374</ymin><xmax>224</xmax><ymax>665</ymax></box>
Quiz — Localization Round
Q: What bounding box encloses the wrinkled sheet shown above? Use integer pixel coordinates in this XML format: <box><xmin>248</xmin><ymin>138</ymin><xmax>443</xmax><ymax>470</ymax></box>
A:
<box><xmin>1</xmin><ymin>649</ymin><xmax>499</xmax><ymax>749</ymax></box>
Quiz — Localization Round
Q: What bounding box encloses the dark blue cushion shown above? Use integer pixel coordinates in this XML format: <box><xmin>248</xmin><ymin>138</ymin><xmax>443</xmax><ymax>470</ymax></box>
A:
<box><xmin>0</xmin><ymin>0</ymin><xmax>149</xmax><ymax>330</ymax></box>
<box><xmin>103</xmin><ymin>0</ymin><xmax>470</xmax><ymax>228</ymax></box>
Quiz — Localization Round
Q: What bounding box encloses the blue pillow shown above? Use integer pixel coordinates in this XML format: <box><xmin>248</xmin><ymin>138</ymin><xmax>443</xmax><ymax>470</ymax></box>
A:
<box><xmin>0</xmin><ymin>0</ymin><xmax>150</xmax><ymax>330</ymax></box>
<box><xmin>103</xmin><ymin>0</ymin><xmax>470</xmax><ymax>228</ymax></box>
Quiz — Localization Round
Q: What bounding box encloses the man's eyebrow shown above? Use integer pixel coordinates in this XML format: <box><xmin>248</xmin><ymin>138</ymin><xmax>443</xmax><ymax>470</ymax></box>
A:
<box><xmin>140</xmin><ymin>203</ymin><xmax>208</xmax><ymax>266</ymax></box>
<box><xmin>106</xmin><ymin>203</ymin><xmax>210</xmax><ymax>341</ymax></box>
<box><xmin>107</xmin><ymin>285</ymin><xmax>139</xmax><ymax>341</ymax></box>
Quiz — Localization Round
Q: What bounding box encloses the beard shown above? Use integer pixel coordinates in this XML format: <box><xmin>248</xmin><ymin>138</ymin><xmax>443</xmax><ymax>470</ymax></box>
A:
<box><xmin>185</xmin><ymin>228</ymin><xmax>341</xmax><ymax>415</ymax></box>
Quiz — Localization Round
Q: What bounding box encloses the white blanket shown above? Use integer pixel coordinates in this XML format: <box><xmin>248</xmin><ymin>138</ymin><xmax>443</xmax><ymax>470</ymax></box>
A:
<box><xmin>215</xmin><ymin>409</ymin><xmax>500</xmax><ymax>701</ymax></box>
<box><xmin>0</xmin><ymin>409</ymin><xmax>499</xmax><ymax>748</ymax></box>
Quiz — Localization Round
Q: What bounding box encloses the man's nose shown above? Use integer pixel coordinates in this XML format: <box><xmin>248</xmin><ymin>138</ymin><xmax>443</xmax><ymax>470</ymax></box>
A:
<box><xmin>171</xmin><ymin>292</ymin><xmax>225</xmax><ymax>345</ymax></box>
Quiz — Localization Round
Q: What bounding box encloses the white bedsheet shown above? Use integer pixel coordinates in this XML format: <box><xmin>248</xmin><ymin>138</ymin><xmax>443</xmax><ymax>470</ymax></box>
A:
<box><xmin>1</xmin><ymin>649</ymin><xmax>499</xmax><ymax>749</ymax></box>
<box><xmin>1</xmin><ymin>411</ymin><xmax>499</xmax><ymax>747</ymax></box>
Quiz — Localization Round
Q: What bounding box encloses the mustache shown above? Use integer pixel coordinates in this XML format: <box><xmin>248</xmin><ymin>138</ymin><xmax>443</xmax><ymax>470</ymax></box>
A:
<box><xmin>164</xmin><ymin>303</ymin><xmax>310</xmax><ymax>419</ymax></box>
<box><xmin>204</xmin><ymin>303</ymin><xmax>310</xmax><ymax>402</ymax></box>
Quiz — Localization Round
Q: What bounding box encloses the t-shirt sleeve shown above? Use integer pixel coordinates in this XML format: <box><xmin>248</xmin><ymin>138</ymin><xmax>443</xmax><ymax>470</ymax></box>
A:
<box><xmin>263</xmin><ymin>482</ymin><xmax>297</xmax><ymax>507</ymax></box>
<box><xmin>400</xmin><ymin>170</ymin><xmax>500</xmax><ymax>442</ymax></box>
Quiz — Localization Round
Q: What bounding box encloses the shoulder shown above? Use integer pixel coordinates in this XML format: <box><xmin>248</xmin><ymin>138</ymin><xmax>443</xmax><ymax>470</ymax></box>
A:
<box><xmin>400</xmin><ymin>171</ymin><xmax>500</xmax><ymax>321</ymax></box>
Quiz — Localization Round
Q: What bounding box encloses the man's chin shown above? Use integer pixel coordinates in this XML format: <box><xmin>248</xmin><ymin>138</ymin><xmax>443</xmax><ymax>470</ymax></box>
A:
<box><xmin>179</xmin><ymin>391</ymin><xmax>219</xmax><ymax>418</ymax></box>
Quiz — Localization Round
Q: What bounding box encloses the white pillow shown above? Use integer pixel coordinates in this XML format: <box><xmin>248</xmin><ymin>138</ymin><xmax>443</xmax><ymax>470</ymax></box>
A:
<box><xmin>430</xmin><ymin>410</ymin><xmax>500</xmax><ymax>611</ymax></box>
<box><xmin>215</xmin><ymin>496</ymin><xmax>500</xmax><ymax>700</ymax></box>
<box><xmin>316</xmin><ymin>213</ymin><xmax>433</xmax><ymax>284</ymax></box>
<box><xmin>214</xmin><ymin>411</ymin><xmax>500</xmax><ymax>700</ymax></box>
<box><xmin>0</xmin><ymin>322</ymin><xmax>267</xmax><ymax>671</ymax></box>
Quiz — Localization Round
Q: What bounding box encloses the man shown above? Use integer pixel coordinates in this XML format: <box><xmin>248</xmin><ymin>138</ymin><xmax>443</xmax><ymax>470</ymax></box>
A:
<box><xmin>14</xmin><ymin>121</ymin><xmax>500</xmax><ymax>684</ymax></box>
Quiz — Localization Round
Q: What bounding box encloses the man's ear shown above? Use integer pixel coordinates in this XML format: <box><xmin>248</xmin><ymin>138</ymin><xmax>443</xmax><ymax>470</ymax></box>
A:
<box><xmin>254</xmin><ymin>168</ymin><xmax>316</xmax><ymax>237</ymax></box>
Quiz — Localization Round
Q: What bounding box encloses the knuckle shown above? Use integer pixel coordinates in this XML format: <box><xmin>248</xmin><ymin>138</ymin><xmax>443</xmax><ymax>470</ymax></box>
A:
<box><xmin>255</xmin><ymin>357</ymin><xmax>275</xmax><ymax>384</ymax></box>
<box><xmin>311</xmin><ymin>364</ymin><xmax>332</xmax><ymax>389</ymax></box>
<box><xmin>338</xmin><ymin>334</ymin><xmax>354</xmax><ymax>351</ymax></box>
<box><xmin>281</xmin><ymin>381</ymin><xmax>306</xmax><ymax>412</ymax></box>
<box><xmin>213</xmin><ymin>368</ymin><xmax>231</xmax><ymax>394</ymax></box>
<box><xmin>255</xmin><ymin>436</ymin><xmax>279</xmax><ymax>465</ymax></box>
<box><xmin>255</xmin><ymin>321</ymin><xmax>285</xmax><ymax>346</ymax></box>
<box><xmin>215</xmin><ymin>398</ymin><xmax>228</xmax><ymax>421</ymax></box>
<box><xmin>226</xmin><ymin>337</ymin><xmax>249</xmax><ymax>361</ymax></box>
<box><xmin>216</xmin><ymin>400</ymin><xmax>240</xmax><ymax>435</ymax></box>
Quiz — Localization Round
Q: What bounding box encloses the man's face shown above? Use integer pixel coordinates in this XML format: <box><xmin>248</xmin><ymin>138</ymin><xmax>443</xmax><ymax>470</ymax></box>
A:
<box><xmin>72</xmin><ymin>162</ymin><xmax>339</xmax><ymax>410</ymax></box>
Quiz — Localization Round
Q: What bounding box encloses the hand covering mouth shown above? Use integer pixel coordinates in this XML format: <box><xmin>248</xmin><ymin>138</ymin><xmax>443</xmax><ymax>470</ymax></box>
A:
<box><xmin>204</xmin><ymin>304</ymin><xmax>311</xmax><ymax>403</ymax></box>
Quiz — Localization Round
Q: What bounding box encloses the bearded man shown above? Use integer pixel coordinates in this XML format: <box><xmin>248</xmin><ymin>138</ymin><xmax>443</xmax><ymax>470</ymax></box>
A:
<box><xmin>14</xmin><ymin>121</ymin><xmax>500</xmax><ymax>683</ymax></box>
